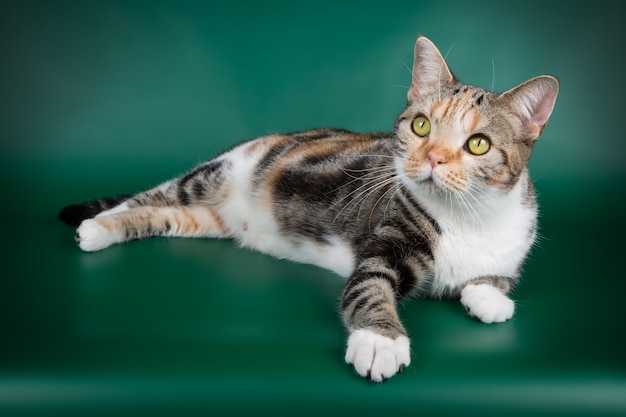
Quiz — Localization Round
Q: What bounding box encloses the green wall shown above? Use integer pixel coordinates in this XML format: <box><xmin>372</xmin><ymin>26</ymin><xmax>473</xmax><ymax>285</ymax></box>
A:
<box><xmin>2</xmin><ymin>1</ymin><xmax>624</xmax><ymax>182</ymax></box>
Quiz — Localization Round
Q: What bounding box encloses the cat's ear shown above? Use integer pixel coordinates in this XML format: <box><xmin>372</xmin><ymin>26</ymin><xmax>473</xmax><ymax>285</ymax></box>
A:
<box><xmin>501</xmin><ymin>76</ymin><xmax>559</xmax><ymax>141</ymax></box>
<box><xmin>408</xmin><ymin>36</ymin><xmax>455</xmax><ymax>101</ymax></box>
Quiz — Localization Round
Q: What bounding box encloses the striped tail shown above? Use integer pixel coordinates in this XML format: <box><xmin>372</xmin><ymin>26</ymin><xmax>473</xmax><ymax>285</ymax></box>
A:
<box><xmin>58</xmin><ymin>194</ymin><xmax>133</xmax><ymax>227</ymax></box>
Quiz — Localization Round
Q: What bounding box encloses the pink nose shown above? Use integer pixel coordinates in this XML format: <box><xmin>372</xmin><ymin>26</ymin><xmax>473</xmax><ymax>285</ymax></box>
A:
<box><xmin>427</xmin><ymin>152</ymin><xmax>447</xmax><ymax>169</ymax></box>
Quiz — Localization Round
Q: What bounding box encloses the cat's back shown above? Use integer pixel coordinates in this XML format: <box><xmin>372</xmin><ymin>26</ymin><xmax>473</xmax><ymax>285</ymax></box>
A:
<box><xmin>220</xmin><ymin>128</ymin><xmax>395</xmax><ymax>193</ymax></box>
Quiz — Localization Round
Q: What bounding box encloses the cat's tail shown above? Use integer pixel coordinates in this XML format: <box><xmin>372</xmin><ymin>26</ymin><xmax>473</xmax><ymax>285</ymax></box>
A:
<box><xmin>58</xmin><ymin>194</ymin><xmax>133</xmax><ymax>227</ymax></box>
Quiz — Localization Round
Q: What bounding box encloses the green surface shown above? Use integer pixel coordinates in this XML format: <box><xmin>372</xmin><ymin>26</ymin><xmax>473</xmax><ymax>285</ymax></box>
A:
<box><xmin>1</xmin><ymin>1</ymin><xmax>625</xmax><ymax>416</ymax></box>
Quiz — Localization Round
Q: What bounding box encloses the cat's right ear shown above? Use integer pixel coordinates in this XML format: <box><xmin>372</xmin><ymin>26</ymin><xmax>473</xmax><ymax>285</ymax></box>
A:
<box><xmin>501</xmin><ymin>75</ymin><xmax>559</xmax><ymax>141</ymax></box>
<box><xmin>408</xmin><ymin>36</ymin><xmax>455</xmax><ymax>101</ymax></box>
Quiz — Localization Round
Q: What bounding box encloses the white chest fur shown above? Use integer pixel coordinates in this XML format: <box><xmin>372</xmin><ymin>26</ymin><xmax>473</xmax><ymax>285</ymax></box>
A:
<box><xmin>423</xmin><ymin>181</ymin><xmax>536</xmax><ymax>297</ymax></box>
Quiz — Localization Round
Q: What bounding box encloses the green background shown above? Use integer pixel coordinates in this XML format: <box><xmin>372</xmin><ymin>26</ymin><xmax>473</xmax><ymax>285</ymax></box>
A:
<box><xmin>1</xmin><ymin>1</ymin><xmax>625</xmax><ymax>416</ymax></box>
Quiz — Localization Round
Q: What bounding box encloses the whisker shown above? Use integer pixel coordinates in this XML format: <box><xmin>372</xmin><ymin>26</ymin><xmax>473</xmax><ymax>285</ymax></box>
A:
<box><xmin>491</xmin><ymin>57</ymin><xmax>496</xmax><ymax>93</ymax></box>
<box><xmin>331</xmin><ymin>167</ymin><xmax>396</xmax><ymax>194</ymax></box>
<box><xmin>346</xmin><ymin>176</ymin><xmax>399</xmax><ymax>226</ymax></box>
<box><xmin>440</xmin><ymin>39</ymin><xmax>458</xmax><ymax>100</ymax></box>
<box><xmin>341</xmin><ymin>165</ymin><xmax>397</xmax><ymax>174</ymax></box>
<box><xmin>323</xmin><ymin>170</ymin><xmax>397</xmax><ymax>225</ymax></box>
<box><xmin>443</xmin><ymin>39</ymin><xmax>458</xmax><ymax>61</ymax></box>
<box><xmin>453</xmin><ymin>182</ymin><xmax>498</xmax><ymax>227</ymax></box>
<box><xmin>400</xmin><ymin>59</ymin><xmax>413</xmax><ymax>76</ymax></box>
<box><xmin>452</xmin><ymin>188</ymin><xmax>481</xmax><ymax>224</ymax></box>
<box><xmin>378</xmin><ymin>182</ymin><xmax>404</xmax><ymax>224</ymax></box>
<box><xmin>356</xmin><ymin>177</ymin><xmax>401</xmax><ymax>230</ymax></box>
<box><xmin>357</xmin><ymin>154</ymin><xmax>398</xmax><ymax>160</ymax></box>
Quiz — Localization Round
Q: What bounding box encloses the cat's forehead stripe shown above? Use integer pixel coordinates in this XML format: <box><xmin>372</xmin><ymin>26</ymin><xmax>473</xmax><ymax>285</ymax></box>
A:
<box><xmin>432</xmin><ymin>90</ymin><xmax>476</xmax><ymax>122</ymax></box>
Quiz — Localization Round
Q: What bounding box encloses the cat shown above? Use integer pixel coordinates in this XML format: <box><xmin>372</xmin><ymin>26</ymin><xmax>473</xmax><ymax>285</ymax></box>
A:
<box><xmin>59</xmin><ymin>36</ymin><xmax>559</xmax><ymax>382</ymax></box>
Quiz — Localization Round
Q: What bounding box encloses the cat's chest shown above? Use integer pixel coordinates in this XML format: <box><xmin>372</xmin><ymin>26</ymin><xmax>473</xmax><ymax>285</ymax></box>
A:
<box><xmin>430</xmin><ymin>206</ymin><xmax>535</xmax><ymax>296</ymax></box>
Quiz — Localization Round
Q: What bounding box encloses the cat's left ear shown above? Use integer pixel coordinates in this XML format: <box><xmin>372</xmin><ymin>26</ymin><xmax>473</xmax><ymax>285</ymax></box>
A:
<box><xmin>408</xmin><ymin>36</ymin><xmax>455</xmax><ymax>101</ymax></box>
<box><xmin>501</xmin><ymin>75</ymin><xmax>559</xmax><ymax>141</ymax></box>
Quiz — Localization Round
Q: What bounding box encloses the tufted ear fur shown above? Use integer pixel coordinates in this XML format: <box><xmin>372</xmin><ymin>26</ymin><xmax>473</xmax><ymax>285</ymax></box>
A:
<box><xmin>501</xmin><ymin>76</ymin><xmax>559</xmax><ymax>141</ymax></box>
<box><xmin>408</xmin><ymin>36</ymin><xmax>456</xmax><ymax>101</ymax></box>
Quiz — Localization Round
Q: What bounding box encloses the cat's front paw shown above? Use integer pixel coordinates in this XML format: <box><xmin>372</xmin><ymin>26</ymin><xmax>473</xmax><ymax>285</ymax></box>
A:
<box><xmin>345</xmin><ymin>329</ymin><xmax>410</xmax><ymax>382</ymax></box>
<box><xmin>461</xmin><ymin>283</ymin><xmax>514</xmax><ymax>323</ymax></box>
<box><xmin>76</xmin><ymin>219</ymin><xmax>116</xmax><ymax>252</ymax></box>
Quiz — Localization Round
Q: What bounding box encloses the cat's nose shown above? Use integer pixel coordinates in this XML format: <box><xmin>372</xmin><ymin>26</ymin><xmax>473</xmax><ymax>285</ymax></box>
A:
<box><xmin>427</xmin><ymin>152</ymin><xmax>447</xmax><ymax>169</ymax></box>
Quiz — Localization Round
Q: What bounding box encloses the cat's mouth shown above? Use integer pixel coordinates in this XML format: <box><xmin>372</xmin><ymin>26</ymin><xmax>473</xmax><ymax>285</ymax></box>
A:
<box><xmin>417</xmin><ymin>177</ymin><xmax>443</xmax><ymax>194</ymax></box>
<box><xmin>401</xmin><ymin>157</ymin><xmax>463</xmax><ymax>195</ymax></box>
<box><xmin>417</xmin><ymin>170</ymin><xmax>465</xmax><ymax>195</ymax></box>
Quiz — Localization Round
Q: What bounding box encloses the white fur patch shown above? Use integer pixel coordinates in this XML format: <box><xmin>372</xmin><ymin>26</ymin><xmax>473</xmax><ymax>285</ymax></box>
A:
<box><xmin>432</xmin><ymin>216</ymin><xmax>531</xmax><ymax>295</ymax></box>
<box><xmin>76</xmin><ymin>219</ymin><xmax>118</xmax><ymax>252</ymax></box>
<box><xmin>215</xmin><ymin>139</ymin><xmax>292</xmax><ymax>255</ymax></box>
<box><xmin>345</xmin><ymin>329</ymin><xmax>410</xmax><ymax>382</ymax></box>
<box><xmin>279</xmin><ymin>236</ymin><xmax>355</xmax><ymax>278</ymax></box>
<box><xmin>401</xmin><ymin>172</ymin><xmax>536</xmax><ymax>297</ymax></box>
<box><xmin>215</xmin><ymin>138</ymin><xmax>356</xmax><ymax>276</ymax></box>
<box><xmin>461</xmin><ymin>283</ymin><xmax>514</xmax><ymax>323</ymax></box>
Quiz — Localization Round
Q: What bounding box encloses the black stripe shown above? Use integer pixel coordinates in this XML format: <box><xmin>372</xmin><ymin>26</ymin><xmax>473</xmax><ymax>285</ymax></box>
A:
<box><xmin>123</xmin><ymin>225</ymin><xmax>137</xmax><ymax>241</ymax></box>
<box><xmin>179</xmin><ymin>160</ymin><xmax>224</xmax><ymax>189</ymax></box>
<box><xmin>341</xmin><ymin>285</ymin><xmax>363</xmax><ymax>310</ymax></box>
<box><xmin>144</xmin><ymin>223</ymin><xmax>154</xmax><ymax>238</ymax></box>
<box><xmin>344</xmin><ymin>156</ymin><xmax>369</xmax><ymax>174</ymax></box>
<box><xmin>179</xmin><ymin>168</ymin><xmax>199</xmax><ymax>189</ymax></box>
<box><xmin>256</xmin><ymin>141</ymin><xmax>292</xmax><ymax>174</ymax></box>
<box><xmin>401</xmin><ymin>191</ymin><xmax>441</xmax><ymax>234</ymax></box>
<box><xmin>192</xmin><ymin>180</ymin><xmax>206</xmax><ymax>200</ymax></box>
<box><xmin>349</xmin><ymin>297</ymin><xmax>370</xmax><ymax>322</ymax></box>
<box><xmin>373</xmin><ymin>271</ymin><xmax>397</xmax><ymax>293</ymax></box>
<box><xmin>342</xmin><ymin>269</ymin><xmax>398</xmax><ymax>308</ymax></box>
<box><xmin>348</xmin><ymin>296</ymin><xmax>390</xmax><ymax>325</ymax></box>
<box><xmin>370</xmin><ymin>317</ymin><xmax>404</xmax><ymax>334</ymax></box>
<box><xmin>392</xmin><ymin>206</ymin><xmax>436</xmax><ymax>260</ymax></box>
<box><xmin>202</xmin><ymin>160</ymin><xmax>225</xmax><ymax>177</ymax></box>
<box><xmin>58</xmin><ymin>194</ymin><xmax>132</xmax><ymax>226</ymax></box>
<box><xmin>395</xmin><ymin>260</ymin><xmax>417</xmax><ymax>298</ymax></box>
<box><xmin>301</xmin><ymin>153</ymin><xmax>334</xmax><ymax>167</ymax></box>
<box><xmin>178</xmin><ymin>188</ymin><xmax>191</xmax><ymax>205</ymax></box>
<box><xmin>495</xmin><ymin>148</ymin><xmax>520</xmax><ymax>189</ymax></box>
<box><xmin>362</xmin><ymin>299</ymin><xmax>386</xmax><ymax>318</ymax></box>
<box><xmin>353</xmin><ymin>255</ymin><xmax>417</xmax><ymax>300</ymax></box>
<box><xmin>352</xmin><ymin>236</ymin><xmax>421</xmax><ymax>301</ymax></box>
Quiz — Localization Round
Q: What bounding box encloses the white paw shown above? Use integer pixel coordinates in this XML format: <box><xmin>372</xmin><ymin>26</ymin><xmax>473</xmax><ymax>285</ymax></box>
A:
<box><xmin>461</xmin><ymin>283</ymin><xmax>514</xmax><ymax>323</ymax></box>
<box><xmin>76</xmin><ymin>219</ymin><xmax>117</xmax><ymax>252</ymax></box>
<box><xmin>345</xmin><ymin>329</ymin><xmax>410</xmax><ymax>382</ymax></box>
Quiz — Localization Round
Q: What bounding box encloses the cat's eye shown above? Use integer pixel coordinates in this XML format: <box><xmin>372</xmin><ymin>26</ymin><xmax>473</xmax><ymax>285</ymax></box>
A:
<box><xmin>412</xmin><ymin>116</ymin><xmax>431</xmax><ymax>137</ymax></box>
<box><xmin>466</xmin><ymin>135</ymin><xmax>490</xmax><ymax>155</ymax></box>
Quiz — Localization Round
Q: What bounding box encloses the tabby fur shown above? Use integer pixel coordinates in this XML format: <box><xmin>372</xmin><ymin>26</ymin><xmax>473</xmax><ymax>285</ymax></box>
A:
<box><xmin>59</xmin><ymin>36</ymin><xmax>559</xmax><ymax>382</ymax></box>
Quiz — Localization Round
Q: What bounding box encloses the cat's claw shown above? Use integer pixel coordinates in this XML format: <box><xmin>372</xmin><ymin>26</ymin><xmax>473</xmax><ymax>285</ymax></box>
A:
<box><xmin>76</xmin><ymin>219</ymin><xmax>117</xmax><ymax>252</ymax></box>
<box><xmin>345</xmin><ymin>329</ymin><xmax>410</xmax><ymax>382</ymax></box>
<box><xmin>461</xmin><ymin>283</ymin><xmax>514</xmax><ymax>323</ymax></box>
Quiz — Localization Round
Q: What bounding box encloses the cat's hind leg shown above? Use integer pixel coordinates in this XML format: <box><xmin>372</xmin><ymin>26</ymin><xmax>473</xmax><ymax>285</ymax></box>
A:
<box><xmin>76</xmin><ymin>205</ymin><xmax>229</xmax><ymax>252</ymax></box>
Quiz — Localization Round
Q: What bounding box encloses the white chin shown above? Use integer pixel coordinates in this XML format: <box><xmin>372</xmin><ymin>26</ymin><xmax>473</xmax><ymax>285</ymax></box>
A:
<box><xmin>417</xmin><ymin>177</ymin><xmax>447</xmax><ymax>194</ymax></box>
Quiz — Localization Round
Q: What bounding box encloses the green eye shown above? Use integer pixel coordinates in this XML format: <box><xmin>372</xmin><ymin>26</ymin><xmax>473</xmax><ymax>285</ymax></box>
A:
<box><xmin>466</xmin><ymin>135</ymin><xmax>490</xmax><ymax>155</ymax></box>
<box><xmin>412</xmin><ymin>116</ymin><xmax>431</xmax><ymax>137</ymax></box>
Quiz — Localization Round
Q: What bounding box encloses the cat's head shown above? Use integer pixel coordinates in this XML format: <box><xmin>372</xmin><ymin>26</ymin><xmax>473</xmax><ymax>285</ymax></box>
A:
<box><xmin>395</xmin><ymin>36</ymin><xmax>558</xmax><ymax>199</ymax></box>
